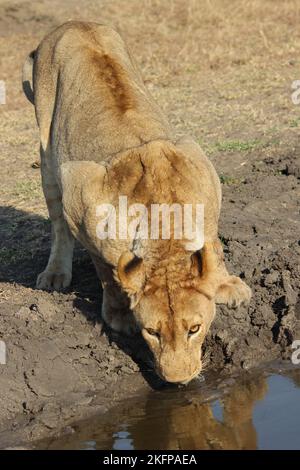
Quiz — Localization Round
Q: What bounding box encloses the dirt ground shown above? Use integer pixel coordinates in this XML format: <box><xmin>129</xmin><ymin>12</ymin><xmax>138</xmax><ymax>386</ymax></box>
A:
<box><xmin>0</xmin><ymin>0</ymin><xmax>300</xmax><ymax>448</ymax></box>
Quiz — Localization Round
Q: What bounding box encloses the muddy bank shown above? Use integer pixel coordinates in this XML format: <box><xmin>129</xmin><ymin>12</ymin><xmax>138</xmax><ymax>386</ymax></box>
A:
<box><xmin>205</xmin><ymin>150</ymin><xmax>300</xmax><ymax>370</ymax></box>
<box><xmin>0</xmin><ymin>280</ymin><xmax>148</xmax><ymax>448</ymax></box>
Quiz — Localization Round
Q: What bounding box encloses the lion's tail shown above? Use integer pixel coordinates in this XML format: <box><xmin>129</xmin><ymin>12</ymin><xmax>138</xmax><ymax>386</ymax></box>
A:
<box><xmin>22</xmin><ymin>50</ymin><xmax>35</xmax><ymax>104</ymax></box>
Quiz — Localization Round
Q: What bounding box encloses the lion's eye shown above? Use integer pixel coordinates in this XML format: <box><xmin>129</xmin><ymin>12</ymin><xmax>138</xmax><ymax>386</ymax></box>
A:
<box><xmin>146</xmin><ymin>328</ymin><xmax>160</xmax><ymax>339</ymax></box>
<box><xmin>188</xmin><ymin>324</ymin><xmax>201</xmax><ymax>336</ymax></box>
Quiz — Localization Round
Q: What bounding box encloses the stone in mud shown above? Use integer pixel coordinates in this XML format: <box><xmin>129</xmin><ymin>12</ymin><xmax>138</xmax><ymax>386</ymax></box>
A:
<box><xmin>264</xmin><ymin>271</ymin><xmax>279</xmax><ymax>286</ymax></box>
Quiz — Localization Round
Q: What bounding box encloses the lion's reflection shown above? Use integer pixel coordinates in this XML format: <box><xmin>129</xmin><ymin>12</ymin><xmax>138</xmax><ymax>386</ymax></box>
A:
<box><xmin>128</xmin><ymin>377</ymin><xmax>268</xmax><ymax>450</ymax></box>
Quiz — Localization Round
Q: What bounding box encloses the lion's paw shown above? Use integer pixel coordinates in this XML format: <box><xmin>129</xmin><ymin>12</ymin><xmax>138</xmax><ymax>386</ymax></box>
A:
<box><xmin>102</xmin><ymin>306</ymin><xmax>139</xmax><ymax>336</ymax></box>
<box><xmin>216</xmin><ymin>276</ymin><xmax>252</xmax><ymax>308</ymax></box>
<box><xmin>36</xmin><ymin>269</ymin><xmax>72</xmax><ymax>291</ymax></box>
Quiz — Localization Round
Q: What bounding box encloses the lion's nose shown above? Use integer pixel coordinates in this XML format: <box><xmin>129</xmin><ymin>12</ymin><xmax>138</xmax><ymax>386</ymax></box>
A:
<box><xmin>157</xmin><ymin>349</ymin><xmax>201</xmax><ymax>384</ymax></box>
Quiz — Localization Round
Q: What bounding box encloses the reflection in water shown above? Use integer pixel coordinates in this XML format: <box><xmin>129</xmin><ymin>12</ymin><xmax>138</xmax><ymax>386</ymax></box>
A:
<box><xmin>113</xmin><ymin>428</ymin><xmax>134</xmax><ymax>450</ymax></box>
<box><xmin>126</xmin><ymin>377</ymin><xmax>267</xmax><ymax>450</ymax></box>
<box><xmin>38</xmin><ymin>367</ymin><xmax>300</xmax><ymax>450</ymax></box>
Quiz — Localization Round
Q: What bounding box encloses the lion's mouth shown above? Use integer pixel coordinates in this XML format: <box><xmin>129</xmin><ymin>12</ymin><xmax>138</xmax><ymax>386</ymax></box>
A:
<box><xmin>156</xmin><ymin>367</ymin><xmax>201</xmax><ymax>385</ymax></box>
<box><xmin>178</xmin><ymin>368</ymin><xmax>202</xmax><ymax>385</ymax></box>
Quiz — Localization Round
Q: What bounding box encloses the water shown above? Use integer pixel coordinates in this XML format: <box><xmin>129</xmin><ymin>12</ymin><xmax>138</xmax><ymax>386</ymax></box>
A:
<box><xmin>37</xmin><ymin>366</ymin><xmax>300</xmax><ymax>450</ymax></box>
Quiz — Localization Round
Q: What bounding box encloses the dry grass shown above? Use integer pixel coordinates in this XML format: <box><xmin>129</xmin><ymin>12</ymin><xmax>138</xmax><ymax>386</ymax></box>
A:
<box><xmin>0</xmin><ymin>0</ymin><xmax>300</xmax><ymax>215</ymax></box>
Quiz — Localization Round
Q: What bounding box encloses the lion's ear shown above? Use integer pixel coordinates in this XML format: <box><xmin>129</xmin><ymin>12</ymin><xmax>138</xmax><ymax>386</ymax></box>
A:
<box><xmin>190</xmin><ymin>243</ymin><xmax>219</xmax><ymax>279</ymax></box>
<box><xmin>116</xmin><ymin>252</ymin><xmax>145</xmax><ymax>305</ymax></box>
<box><xmin>61</xmin><ymin>161</ymin><xmax>107</xmax><ymax>237</ymax></box>
<box><xmin>190</xmin><ymin>250</ymin><xmax>202</xmax><ymax>277</ymax></box>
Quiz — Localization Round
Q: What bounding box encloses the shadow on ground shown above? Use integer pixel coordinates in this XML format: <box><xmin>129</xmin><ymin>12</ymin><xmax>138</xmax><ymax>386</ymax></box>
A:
<box><xmin>0</xmin><ymin>205</ymin><xmax>165</xmax><ymax>389</ymax></box>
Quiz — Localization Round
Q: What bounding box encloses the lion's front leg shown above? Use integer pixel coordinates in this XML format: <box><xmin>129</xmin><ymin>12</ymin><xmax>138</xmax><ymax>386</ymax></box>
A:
<box><xmin>90</xmin><ymin>256</ymin><xmax>139</xmax><ymax>336</ymax></box>
<box><xmin>101</xmin><ymin>283</ymin><xmax>139</xmax><ymax>336</ymax></box>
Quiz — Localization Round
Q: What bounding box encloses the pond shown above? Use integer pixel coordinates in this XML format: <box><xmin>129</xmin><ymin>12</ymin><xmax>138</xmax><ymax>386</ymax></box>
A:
<box><xmin>36</xmin><ymin>365</ymin><xmax>300</xmax><ymax>450</ymax></box>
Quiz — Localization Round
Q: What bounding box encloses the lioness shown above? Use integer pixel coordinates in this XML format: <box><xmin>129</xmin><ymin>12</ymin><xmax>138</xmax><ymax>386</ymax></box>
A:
<box><xmin>22</xmin><ymin>21</ymin><xmax>251</xmax><ymax>384</ymax></box>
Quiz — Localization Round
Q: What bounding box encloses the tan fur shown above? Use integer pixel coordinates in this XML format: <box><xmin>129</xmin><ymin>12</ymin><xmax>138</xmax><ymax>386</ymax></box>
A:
<box><xmin>23</xmin><ymin>21</ymin><xmax>251</xmax><ymax>384</ymax></box>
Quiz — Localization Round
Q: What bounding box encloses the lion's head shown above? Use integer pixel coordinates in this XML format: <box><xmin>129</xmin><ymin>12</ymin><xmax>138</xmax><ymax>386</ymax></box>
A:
<box><xmin>117</xmin><ymin>248</ymin><xmax>218</xmax><ymax>384</ymax></box>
